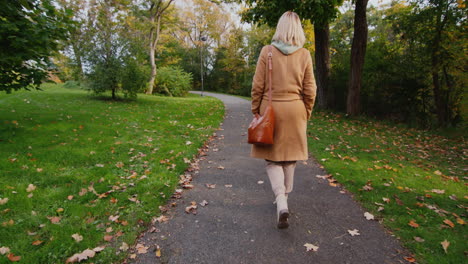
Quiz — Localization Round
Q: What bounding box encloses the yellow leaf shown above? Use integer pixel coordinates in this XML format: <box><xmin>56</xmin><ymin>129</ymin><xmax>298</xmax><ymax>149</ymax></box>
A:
<box><xmin>441</xmin><ymin>240</ymin><xmax>450</xmax><ymax>253</ymax></box>
<box><xmin>456</xmin><ymin>218</ymin><xmax>465</xmax><ymax>225</ymax></box>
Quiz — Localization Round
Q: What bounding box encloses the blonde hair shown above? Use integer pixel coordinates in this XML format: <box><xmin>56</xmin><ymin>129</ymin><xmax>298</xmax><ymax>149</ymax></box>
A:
<box><xmin>272</xmin><ymin>11</ymin><xmax>306</xmax><ymax>47</ymax></box>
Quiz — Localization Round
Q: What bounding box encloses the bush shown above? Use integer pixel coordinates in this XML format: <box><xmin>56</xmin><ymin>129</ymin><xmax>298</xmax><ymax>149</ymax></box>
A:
<box><xmin>121</xmin><ymin>58</ymin><xmax>149</xmax><ymax>99</ymax></box>
<box><xmin>155</xmin><ymin>66</ymin><xmax>192</xmax><ymax>97</ymax></box>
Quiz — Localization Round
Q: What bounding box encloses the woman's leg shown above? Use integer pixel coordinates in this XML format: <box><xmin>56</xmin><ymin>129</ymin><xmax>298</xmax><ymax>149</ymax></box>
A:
<box><xmin>266</xmin><ymin>160</ymin><xmax>289</xmax><ymax>229</ymax></box>
<box><xmin>282</xmin><ymin>161</ymin><xmax>297</xmax><ymax>198</ymax></box>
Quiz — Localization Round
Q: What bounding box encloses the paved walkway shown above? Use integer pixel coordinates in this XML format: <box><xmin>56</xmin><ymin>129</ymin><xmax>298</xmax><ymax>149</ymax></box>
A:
<box><xmin>131</xmin><ymin>92</ymin><xmax>408</xmax><ymax>264</ymax></box>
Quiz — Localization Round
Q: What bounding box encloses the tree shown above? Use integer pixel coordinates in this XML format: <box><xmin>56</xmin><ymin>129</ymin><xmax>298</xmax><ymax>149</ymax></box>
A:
<box><xmin>346</xmin><ymin>0</ymin><xmax>369</xmax><ymax>116</ymax></box>
<box><xmin>402</xmin><ymin>0</ymin><xmax>467</xmax><ymax>126</ymax></box>
<box><xmin>143</xmin><ymin>0</ymin><xmax>175</xmax><ymax>95</ymax></box>
<box><xmin>86</xmin><ymin>0</ymin><xmax>129</xmax><ymax>99</ymax></box>
<box><xmin>240</xmin><ymin>0</ymin><xmax>343</xmax><ymax>109</ymax></box>
<box><xmin>0</xmin><ymin>0</ymin><xmax>69</xmax><ymax>93</ymax></box>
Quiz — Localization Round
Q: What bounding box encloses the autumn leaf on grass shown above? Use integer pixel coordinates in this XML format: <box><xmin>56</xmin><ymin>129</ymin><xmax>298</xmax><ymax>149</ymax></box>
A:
<box><xmin>103</xmin><ymin>235</ymin><xmax>113</xmax><ymax>242</ymax></box>
<box><xmin>456</xmin><ymin>218</ymin><xmax>465</xmax><ymax>225</ymax></box>
<box><xmin>441</xmin><ymin>240</ymin><xmax>450</xmax><ymax>253</ymax></box>
<box><xmin>119</xmin><ymin>242</ymin><xmax>129</xmax><ymax>252</ymax></box>
<box><xmin>108</xmin><ymin>215</ymin><xmax>119</xmax><ymax>222</ymax></box>
<box><xmin>72</xmin><ymin>234</ymin><xmax>83</xmax><ymax>242</ymax></box>
<box><xmin>65</xmin><ymin>247</ymin><xmax>105</xmax><ymax>263</ymax></box>
<box><xmin>0</xmin><ymin>198</ymin><xmax>8</xmax><ymax>205</ymax></box>
<box><xmin>414</xmin><ymin>237</ymin><xmax>425</xmax><ymax>242</ymax></box>
<box><xmin>408</xmin><ymin>220</ymin><xmax>419</xmax><ymax>228</ymax></box>
<box><xmin>431</xmin><ymin>189</ymin><xmax>445</xmax><ymax>194</ymax></box>
<box><xmin>31</xmin><ymin>240</ymin><xmax>43</xmax><ymax>246</ymax></box>
<box><xmin>48</xmin><ymin>216</ymin><xmax>61</xmax><ymax>224</ymax></box>
<box><xmin>304</xmin><ymin>243</ymin><xmax>319</xmax><ymax>252</ymax></box>
<box><xmin>7</xmin><ymin>253</ymin><xmax>21</xmax><ymax>262</ymax></box>
<box><xmin>348</xmin><ymin>229</ymin><xmax>360</xmax><ymax>236</ymax></box>
<box><xmin>26</xmin><ymin>184</ymin><xmax>36</xmax><ymax>192</ymax></box>
<box><xmin>0</xmin><ymin>247</ymin><xmax>10</xmax><ymax>255</ymax></box>
<box><xmin>443</xmin><ymin>219</ymin><xmax>455</xmax><ymax>228</ymax></box>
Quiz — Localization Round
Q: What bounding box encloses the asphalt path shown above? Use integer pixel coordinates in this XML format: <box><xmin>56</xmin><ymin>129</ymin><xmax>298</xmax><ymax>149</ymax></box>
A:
<box><xmin>129</xmin><ymin>91</ymin><xmax>409</xmax><ymax>264</ymax></box>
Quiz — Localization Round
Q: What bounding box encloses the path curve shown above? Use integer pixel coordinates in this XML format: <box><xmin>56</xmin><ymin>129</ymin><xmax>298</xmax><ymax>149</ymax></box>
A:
<box><xmin>131</xmin><ymin>91</ymin><xmax>408</xmax><ymax>264</ymax></box>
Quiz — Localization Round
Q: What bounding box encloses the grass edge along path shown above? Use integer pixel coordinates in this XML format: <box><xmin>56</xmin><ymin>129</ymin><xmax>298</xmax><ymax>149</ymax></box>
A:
<box><xmin>307</xmin><ymin>110</ymin><xmax>466</xmax><ymax>264</ymax></box>
<box><xmin>0</xmin><ymin>84</ymin><xmax>224</xmax><ymax>263</ymax></box>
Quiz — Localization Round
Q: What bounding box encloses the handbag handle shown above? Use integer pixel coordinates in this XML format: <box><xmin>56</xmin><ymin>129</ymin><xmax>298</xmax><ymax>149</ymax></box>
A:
<box><xmin>267</xmin><ymin>45</ymin><xmax>273</xmax><ymax>105</ymax></box>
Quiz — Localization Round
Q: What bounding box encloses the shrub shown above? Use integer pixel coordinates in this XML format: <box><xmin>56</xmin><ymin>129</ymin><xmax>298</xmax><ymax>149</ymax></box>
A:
<box><xmin>121</xmin><ymin>58</ymin><xmax>149</xmax><ymax>99</ymax></box>
<box><xmin>155</xmin><ymin>66</ymin><xmax>192</xmax><ymax>97</ymax></box>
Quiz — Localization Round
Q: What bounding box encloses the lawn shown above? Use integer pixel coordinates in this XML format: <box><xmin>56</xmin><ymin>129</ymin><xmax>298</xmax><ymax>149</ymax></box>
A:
<box><xmin>0</xmin><ymin>84</ymin><xmax>224</xmax><ymax>263</ymax></box>
<box><xmin>307</xmin><ymin>111</ymin><xmax>467</xmax><ymax>264</ymax></box>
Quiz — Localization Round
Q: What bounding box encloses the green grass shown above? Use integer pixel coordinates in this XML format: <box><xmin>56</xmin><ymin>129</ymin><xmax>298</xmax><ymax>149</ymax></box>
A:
<box><xmin>0</xmin><ymin>84</ymin><xmax>224</xmax><ymax>263</ymax></box>
<box><xmin>307</xmin><ymin>110</ymin><xmax>467</xmax><ymax>264</ymax></box>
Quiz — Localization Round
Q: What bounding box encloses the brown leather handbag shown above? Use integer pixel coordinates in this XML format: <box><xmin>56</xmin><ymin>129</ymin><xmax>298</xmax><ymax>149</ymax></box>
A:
<box><xmin>248</xmin><ymin>46</ymin><xmax>275</xmax><ymax>145</ymax></box>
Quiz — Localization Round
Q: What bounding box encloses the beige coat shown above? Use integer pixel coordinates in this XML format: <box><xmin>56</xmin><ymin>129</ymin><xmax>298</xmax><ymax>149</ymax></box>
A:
<box><xmin>251</xmin><ymin>45</ymin><xmax>317</xmax><ymax>162</ymax></box>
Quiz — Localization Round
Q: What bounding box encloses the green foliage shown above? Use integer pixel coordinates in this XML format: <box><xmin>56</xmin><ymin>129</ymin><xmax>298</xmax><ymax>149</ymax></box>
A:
<box><xmin>329</xmin><ymin>2</ymin><xmax>467</xmax><ymax>128</ymax></box>
<box><xmin>0</xmin><ymin>83</ymin><xmax>224</xmax><ymax>263</ymax></box>
<box><xmin>0</xmin><ymin>0</ymin><xmax>70</xmax><ymax>93</ymax></box>
<box><xmin>121</xmin><ymin>58</ymin><xmax>150</xmax><ymax>99</ymax></box>
<box><xmin>155</xmin><ymin>66</ymin><xmax>193</xmax><ymax>97</ymax></box>
<box><xmin>241</xmin><ymin>0</ymin><xmax>344</xmax><ymax>27</ymax></box>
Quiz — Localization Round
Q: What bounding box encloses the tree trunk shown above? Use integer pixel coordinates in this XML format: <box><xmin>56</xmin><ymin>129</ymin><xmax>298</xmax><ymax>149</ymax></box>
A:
<box><xmin>314</xmin><ymin>23</ymin><xmax>330</xmax><ymax>109</ymax></box>
<box><xmin>347</xmin><ymin>0</ymin><xmax>368</xmax><ymax>116</ymax></box>
<box><xmin>71</xmin><ymin>42</ymin><xmax>84</xmax><ymax>80</ymax></box>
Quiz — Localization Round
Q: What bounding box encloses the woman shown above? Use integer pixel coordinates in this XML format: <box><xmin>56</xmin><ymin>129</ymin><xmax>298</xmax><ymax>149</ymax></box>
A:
<box><xmin>251</xmin><ymin>11</ymin><xmax>317</xmax><ymax>229</ymax></box>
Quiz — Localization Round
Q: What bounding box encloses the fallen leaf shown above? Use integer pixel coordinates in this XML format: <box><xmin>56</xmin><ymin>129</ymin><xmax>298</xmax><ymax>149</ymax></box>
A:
<box><xmin>154</xmin><ymin>215</ymin><xmax>169</xmax><ymax>223</ymax></box>
<box><xmin>32</xmin><ymin>240</ymin><xmax>43</xmax><ymax>246</ymax></box>
<box><xmin>443</xmin><ymin>219</ymin><xmax>455</xmax><ymax>228</ymax></box>
<box><xmin>185</xmin><ymin>201</ymin><xmax>198</xmax><ymax>214</ymax></box>
<box><xmin>26</xmin><ymin>184</ymin><xmax>36</xmax><ymax>192</ymax></box>
<box><xmin>0</xmin><ymin>198</ymin><xmax>8</xmax><ymax>205</ymax></box>
<box><xmin>408</xmin><ymin>220</ymin><xmax>419</xmax><ymax>228</ymax></box>
<box><xmin>129</xmin><ymin>254</ymin><xmax>137</xmax><ymax>259</ymax></box>
<box><xmin>155</xmin><ymin>245</ymin><xmax>161</xmax><ymax>258</ymax></box>
<box><xmin>364</xmin><ymin>212</ymin><xmax>374</xmax><ymax>220</ymax></box>
<box><xmin>95</xmin><ymin>164</ymin><xmax>104</xmax><ymax>167</ymax></box>
<box><xmin>48</xmin><ymin>216</ymin><xmax>61</xmax><ymax>224</ymax></box>
<box><xmin>225</xmin><ymin>184</ymin><xmax>232</xmax><ymax>188</ymax></box>
<box><xmin>404</xmin><ymin>256</ymin><xmax>416</xmax><ymax>263</ymax></box>
<box><xmin>0</xmin><ymin>247</ymin><xmax>10</xmax><ymax>255</ymax></box>
<box><xmin>71</xmin><ymin>233</ymin><xmax>83</xmax><ymax>242</ymax></box>
<box><xmin>67</xmin><ymin>195</ymin><xmax>74</xmax><ymax>200</ymax></box>
<box><xmin>103</xmin><ymin>235</ymin><xmax>113</xmax><ymax>242</ymax></box>
<box><xmin>108</xmin><ymin>215</ymin><xmax>119</xmax><ymax>222</ymax></box>
<box><xmin>199</xmin><ymin>200</ymin><xmax>208</xmax><ymax>206</ymax></box>
<box><xmin>362</xmin><ymin>185</ymin><xmax>373</xmax><ymax>191</ymax></box>
<box><xmin>348</xmin><ymin>229</ymin><xmax>360</xmax><ymax>236</ymax></box>
<box><xmin>136</xmin><ymin>243</ymin><xmax>149</xmax><ymax>254</ymax></box>
<box><xmin>382</xmin><ymin>197</ymin><xmax>390</xmax><ymax>203</ymax></box>
<box><xmin>205</xmin><ymin>184</ymin><xmax>216</xmax><ymax>189</ymax></box>
<box><xmin>441</xmin><ymin>239</ymin><xmax>450</xmax><ymax>253</ymax></box>
<box><xmin>105</xmin><ymin>227</ymin><xmax>113</xmax><ymax>233</ymax></box>
<box><xmin>414</xmin><ymin>237</ymin><xmax>425</xmax><ymax>242</ymax></box>
<box><xmin>304</xmin><ymin>243</ymin><xmax>319</xmax><ymax>252</ymax></box>
<box><xmin>66</xmin><ymin>248</ymin><xmax>96</xmax><ymax>263</ymax></box>
<box><xmin>456</xmin><ymin>218</ymin><xmax>465</xmax><ymax>225</ymax></box>
<box><xmin>185</xmin><ymin>141</ymin><xmax>192</xmax><ymax>145</ymax></box>
<box><xmin>7</xmin><ymin>253</ymin><xmax>21</xmax><ymax>262</ymax></box>
<box><xmin>56</xmin><ymin>208</ymin><xmax>64</xmax><ymax>213</ymax></box>
<box><xmin>119</xmin><ymin>242</ymin><xmax>129</xmax><ymax>252</ymax></box>
<box><xmin>217</xmin><ymin>165</ymin><xmax>225</xmax><ymax>170</ymax></box>
<box><xmin>431</xmin><ymin>189</ymin><xmax>445</xmax><ymax>194</ymax></box>
<box><xmin>434</xmin><ymin>170</ymin><xmax>442</xmax><ymax>175</ymax></box>
<box><xmin>79</xmin><ymin>188</ymin><xmax>87</xmax><ymax>196</ymax></box>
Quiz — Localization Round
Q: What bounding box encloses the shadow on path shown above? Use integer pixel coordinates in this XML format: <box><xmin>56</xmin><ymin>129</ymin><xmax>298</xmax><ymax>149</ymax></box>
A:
<box><xmin>130</xmin><ymin>91</ymin><xmax>409</xmax><ymax>264</ymax></box>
